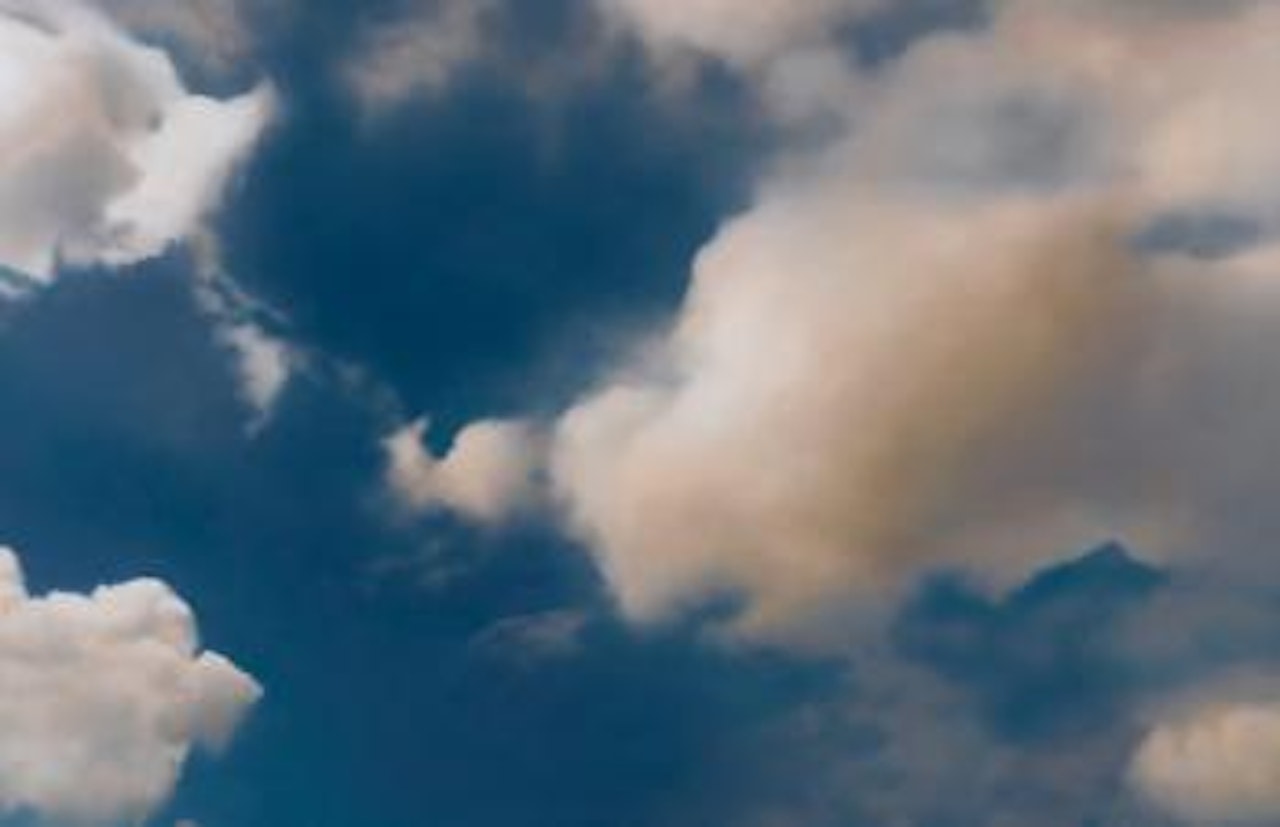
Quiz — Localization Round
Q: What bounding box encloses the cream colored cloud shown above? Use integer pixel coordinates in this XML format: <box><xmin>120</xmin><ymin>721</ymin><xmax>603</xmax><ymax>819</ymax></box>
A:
<box><xmin>403</xmin><ymin>0</ymin><xmax>1280</xmax><ymax>643</ymax></box>
<box><xmin>998</xmin><ymin>1</ymin><xmax>1280</xmax><ymax>213</ymax></box>
<box><xmin>0</xmin><ymin>546</ymin><xmax>260</xmax><ymax>825</ymax></box>
<box><xmin>537</xmin><ymin>0</ymin><xmax>1280</xmax><ymax>642</ymax></box>
<box><xmin>551</xmin><ymin>191</ymin><xmax>1160</xmax><ymax>637</ymax></box>
<box><xmin>0</xmin><ymin>0</ymin><xmax>273</xmax><ymax>281</ymax></box>
<box><xmin>1133</xmin><ymin>695</ymin><xmax>1280</xmax><ymax>823</ymax></box>
<box><xmin>385</xmin><ymin>418</ymin><xmax>540</xmax><ymax>523</ymax></box>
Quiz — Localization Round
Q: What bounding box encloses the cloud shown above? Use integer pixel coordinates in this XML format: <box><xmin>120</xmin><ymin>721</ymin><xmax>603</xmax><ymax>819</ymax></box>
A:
<box><xmin>191</xmin><ymin>235</ymin><xmax>297</xmax><ymax>428</ymax></box>
<box><xmin>1132</xmin><ymin>690</ymin><xmax>1280</xmax><ymax>824</ymax></box>
<box><xmin>820</xmin><ymin>657</ymin><xmax>1139</xmax><ymax>827</ymax></box>
<box><xmin>344</xmin><ymin>0</ymin><xmax>496</xmax><ymax>112</ymax></box>
<box><xmin>385</xmin><ymin>418</ymin><xmax>541</xmax><ymax>523</ymax></box>
<box><xmin>215</xmin><ymin>319</ymin><xmax>293</xmax><ymax>423</ymax></box>
<box><xmin>0</xmin><ymin>546</ymin><xmax>260</xmax><ymax>825</ymax></box>
<box><xmin>471</xmin><ymin>609</ymin><xmax>589</xmax><ymax>666</ymax></box>
<box><xmin>550</xmin><ymin>193</ymin><xmax>1157</xmax><ymax>638</ymax></box>
<box><xmin>0</xmin><ymin>1</ymin><xmax>288</xmax><ymax>429</ymax></box>
<box><xmin>387</xmin><ymin>0</ymin><xmax>1280</xmax><ymax>644</ymax></box>
<box><xmin>87</xmin><ymin>0</ymin><xmax>258</xmax><ymax>75</ymax></box>
<box><xmin>598</xmin><ymin>0</ymin><xmax>883</xmax><ymax>67</ymax></box>
<box><xmin>0</xmin><ymin>0</ymin><xmax>273</xmax><ymax>281</ymax></box>
<box><xmin>711</xmin><ymin>550</ymin><xmax>1165</xmax><ymax>827</ymax></box>
<box><xmin>549</xmin><ymin>0</ymin><xmax>1280</xmax><ymax>641</ymax></box>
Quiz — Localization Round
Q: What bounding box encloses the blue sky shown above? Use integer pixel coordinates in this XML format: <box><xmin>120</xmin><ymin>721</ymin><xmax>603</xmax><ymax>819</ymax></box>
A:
<box><xmin>2</xmin><ymin>1</ymin><xmax>1280</xmax><ymax>826</ymax></box>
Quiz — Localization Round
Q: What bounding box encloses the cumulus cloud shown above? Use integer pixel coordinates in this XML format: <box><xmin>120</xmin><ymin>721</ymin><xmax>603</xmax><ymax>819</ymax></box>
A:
<box><xmin>385</xmin><ymin>418</ymin><xmax>540</xmax><ymax>523</ymax></box>
<box><xmin>0</xmin><ymin>0</ymin><xmax>273</xmax><ymax>282</ymax></box>
<box><xmin>551</xmin><ymin>194</ymin><xmax>1157</xmax><ymax>636</ymax></box>
<box><xmin>345</xmin><ymin>0</ymin><xmax>495</xmax><ymax>112</ymax></box>
<box><xmin>0</xmin><ymin>546</ymin><xmax>261</xmax><ymax>825</ymax></box>
<box><xmin>390</xmin><ymin>1</ymin><xmax>1280</xmax><ymax>643</ymax></box>
<box><xmin>1132</xmin><ymin>692</ymin><xmax>1280</xmax><ymax>824</ymax></box>
<box><xmin>557</xmin><ymin>0</ymin><xmax>1280</xmax><ymax>640</ymax></box>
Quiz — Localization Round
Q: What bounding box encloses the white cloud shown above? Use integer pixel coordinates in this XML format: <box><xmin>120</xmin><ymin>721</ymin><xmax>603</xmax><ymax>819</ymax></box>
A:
<box><xmin>0</xmin><ymin>0</ymin><xmax>273</xmax><ymax>281</ymax></box>
<box><xmin>0</xmin><ymin>0</ymin><xmax>286</xmax><ymax>429</ymax></box>
<box><xmin>0</xmin><ymin>545</ymin><xmax>260</xmax><ymax>825</ymax></box>
<box><xmin>103</xmin><ymin>86</ymin><xmax>273</xmax><ymax>265</ymax></box>
<box><xmin>1132</xmin><ymin>694</ymin><xmax>1280</xmax><ymax>823</ymax></box>
<box><xmin>385</xmin><ymin>418</ymin><xmax>540</xmax><ymax>523</ymax></box>
<box><xmin>345</xmin><ymin>0</ymin><xmax>495</xmax><ymax>112</ymax></box>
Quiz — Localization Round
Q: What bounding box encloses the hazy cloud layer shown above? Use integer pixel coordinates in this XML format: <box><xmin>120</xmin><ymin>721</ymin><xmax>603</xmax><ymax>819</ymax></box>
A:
<box><xmin>0</xmin><ymin>546</ymin><xmax>260</xmax><ymax>825</ymax></box>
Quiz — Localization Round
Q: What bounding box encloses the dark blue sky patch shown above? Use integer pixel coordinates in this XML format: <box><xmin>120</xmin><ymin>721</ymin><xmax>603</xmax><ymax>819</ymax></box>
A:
<box><xmin>0</xmin><ymin>260</ymin><xmax>249</xmax><ymax>586</ymax></box>
<box><xmin>218</xmin><ymin>0</ymin><xmax>771</xmax><ymax>430</ymax></box>
<box><xmin>893</xmin><ymin>544</ymin><xmax>1165</xmax><ymax>743</ymax></box>
<box><xmin>0</xmin><ymin>252</ymin><xmax>846</xmax><ymax>827</ymax></box>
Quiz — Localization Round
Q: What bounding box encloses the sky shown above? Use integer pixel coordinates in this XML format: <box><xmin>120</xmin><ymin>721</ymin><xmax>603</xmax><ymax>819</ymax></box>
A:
<box><xmin>2</xmin><ymin>1</ymin><xmax>1280</xmax><ymax>825</ymax></box>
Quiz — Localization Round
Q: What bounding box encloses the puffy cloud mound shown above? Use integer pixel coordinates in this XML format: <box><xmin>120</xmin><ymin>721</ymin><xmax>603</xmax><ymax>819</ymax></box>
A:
<box><xmin>0</xmin><ymin>546</ymin><xmax>261</xmax><ymax>825</ymax></box>
<box><xmin>385</xmin><ymin>418</ymin><xmax>540</xmax><ymax>522</ymax></box>
<box><xmin>1132</xmin><ymin>697</ymin><xmax>1280</xmax><ymax>823</ymax></box>
<box><xmin>389</xmin><ymin>1</ymin><xmax>1280</xmax><ymax>642</ymax></box>
<box><xmin>552</xmin><ymin>194</ymin><xmax>1154</xmax><ymax>635</ymax></box>
<box><xmin>0</xmin><ymin>0</ymin><xmax>273</xmax><ymax>282</ymax></box>
<box><xmin>547</xmin><ymin>0</ymin><xmax>1280</xmax><ymax>639</ymax></box>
